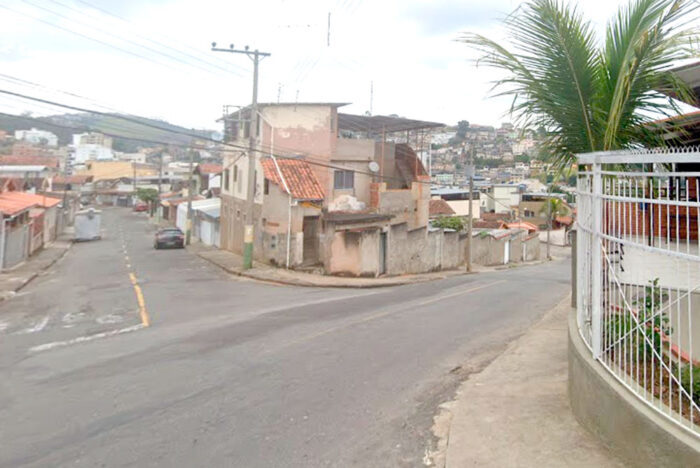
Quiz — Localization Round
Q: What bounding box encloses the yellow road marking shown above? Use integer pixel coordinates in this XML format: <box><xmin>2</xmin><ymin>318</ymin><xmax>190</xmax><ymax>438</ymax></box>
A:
<box><xmin>128</xmin><ymin>273</ymin><xmax>150</xmax><ymax>327</ymax></box>
<box><xmin>280</xmin><ymin>280</ymin><xmax>504</xmax><ymax>349</ymax></box>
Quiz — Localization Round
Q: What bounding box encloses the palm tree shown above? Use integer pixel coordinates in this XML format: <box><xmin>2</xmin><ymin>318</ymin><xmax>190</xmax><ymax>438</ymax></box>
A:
<box><xmin>539</xmin><ymin>197</ymin><xmax>570</xmax><ymax>222</ymax></box>
<box><xmin>539</xmin><ymin>196</ymin><xmax>571</xmax><ymax>258</ymax></box>
<box><xmin>460</xmin><ymin>0</ymin><xmax>699</xmax><ymax>169</ymax></box>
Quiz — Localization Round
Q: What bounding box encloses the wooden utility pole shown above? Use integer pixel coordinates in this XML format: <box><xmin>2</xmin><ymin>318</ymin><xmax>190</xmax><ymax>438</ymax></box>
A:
<box><xmin>212</xmin><ymin>42</ymin><xmax>270</xmax><ymax>269</ymax></box>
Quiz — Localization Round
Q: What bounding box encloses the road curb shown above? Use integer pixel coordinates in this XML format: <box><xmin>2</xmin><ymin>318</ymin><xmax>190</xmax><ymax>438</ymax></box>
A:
<box><xmin>1</xmin><ymin>242</ymin><xmax>73</xmax><ymax>302</ymax></box>
<box><xmin>193</xmin><ymin>251</ymin><xmax>451</xmax><ymax>288</ymax></box>
<box><xmin>191</xmin><ymin>247</ymin><xmax>563</xmax><ymax>289</ymax></box>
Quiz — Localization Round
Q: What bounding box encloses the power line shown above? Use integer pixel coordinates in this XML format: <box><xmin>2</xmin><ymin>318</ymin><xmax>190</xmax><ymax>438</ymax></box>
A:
<box><xmin>72</xmin><ymin>0</ymin><xmax>245</xmax><ymax>72</ymax></box>
<box><xmin>16</xmin><ymin>0</ymin><xmax>243</xmax><ymax>79</ymax></box>
<box><xmin>41</xmin><ymin>0</ymin><xmax>249</xmax><ymax>77</ymax></box>
<box><xmin>0</xmin><ymin>89</ymin><xmax>493</xmax><ymax>194</ymax></box>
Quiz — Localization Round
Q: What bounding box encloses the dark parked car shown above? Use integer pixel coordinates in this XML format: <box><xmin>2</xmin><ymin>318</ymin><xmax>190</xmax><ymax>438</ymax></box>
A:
<box><xmin>154</xmin><ymin>228</ymin><xmax>185</xmax><ymax>249</ymax></box>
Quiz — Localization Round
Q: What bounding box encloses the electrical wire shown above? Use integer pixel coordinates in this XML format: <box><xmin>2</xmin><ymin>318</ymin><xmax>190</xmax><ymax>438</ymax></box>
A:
<box><xmin>15</xmin><ymin>0</ymin><xmax>241</xmax><ymax>79</ymax></box>
<box><xmin>0</xmin><ymin>88</ymin><xmax>523</xmax><ymax>212</ymax></box>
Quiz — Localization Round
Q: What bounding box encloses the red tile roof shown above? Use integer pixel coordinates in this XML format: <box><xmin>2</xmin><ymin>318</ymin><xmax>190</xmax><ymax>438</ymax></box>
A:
<box><xmin>555</xmin><ymin>215</ymin><xmax>574</xmax><ymax>225</ymax></box>
<box><xmin>6</xmin><ymin>191</ymin><xmax>61</xmax><ymax>208</ymax></box>
<box><xmin>429</xmin><ymin>199</ymin><xmax>456</xmax><ymax>216</ymax></box>
<box><xmin>196</xmin><ymin>163</ymin><xmax>223</xmax><ymax>175</ymax></box>
<box><xmin>474</xmin><ymin>220</ymin><xmax>507</xmax><ymax>229</ymax></box>
<box><xmin>0</xmin><ymin>155</ymin><xmax>59</xmax><ymax>167</ymax></box>
<box><xmin>261</xmin><ymin>158</ymin><xmax>325</xmax><ymax>201</ymax></box>
<box><xmin>506</xmin><ymin>221</ymin><xmax>539</xmax><ymax>232</ymax></box>
<box><xmin>0</xmin><ymin>192</ymin><xmax>40</xmax><ymax>216</ymax></box>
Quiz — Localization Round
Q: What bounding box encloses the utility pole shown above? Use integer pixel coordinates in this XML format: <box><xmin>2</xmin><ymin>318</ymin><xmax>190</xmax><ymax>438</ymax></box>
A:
<box><xmin>186</xmin><ymin>148</ymin><xmax>194</xmax><ymax>245</ymax></box>
<box><xmin>132</xmin><ymin>162</ymin><xmax>136</xmax><ymax>206</ymax></box>
<box><xmin>156</xmin><ymin>150</ymin><xmax>163</xmax><ymax>221</ymax></box>
<box><xmin>467</xmin><ymin>146</ymin><xmax>474</xmax><ymax>272</ymax></box>
<box><xmin>212</xmin><ymin>42</ymin><xmax>270</xmax><ymax>269</ymax></box>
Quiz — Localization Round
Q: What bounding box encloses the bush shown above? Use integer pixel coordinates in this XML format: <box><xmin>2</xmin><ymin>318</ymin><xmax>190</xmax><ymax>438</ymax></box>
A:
<box><xmin>431</xmin><ymin>216</ymin><xmax>465</xmax><ymax>231</ymax></box>
<box><xmin>681</xmin><ymin>365</ymin><xmax>700</xmax><ymax>404</ymax></box>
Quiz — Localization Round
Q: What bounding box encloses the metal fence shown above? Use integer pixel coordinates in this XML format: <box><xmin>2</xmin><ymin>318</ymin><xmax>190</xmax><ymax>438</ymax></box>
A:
<box><xmin>577</xmin><ymin>149</ymin><xmax>700</xmax><ymax>437</ymax></box>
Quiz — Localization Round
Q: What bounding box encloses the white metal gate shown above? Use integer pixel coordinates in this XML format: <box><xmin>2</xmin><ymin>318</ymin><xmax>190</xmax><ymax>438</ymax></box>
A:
<box><xmin>577</xmin><ymin>149</ymin><xmax>700</xmax><ymax>437</ymax></box>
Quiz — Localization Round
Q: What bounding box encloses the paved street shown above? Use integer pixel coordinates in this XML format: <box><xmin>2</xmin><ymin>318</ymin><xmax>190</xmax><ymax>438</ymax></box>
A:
<box><xmin>0</xmin><ymin>208</ymin><xmax>571</xmax><ymax>467</ymax></box>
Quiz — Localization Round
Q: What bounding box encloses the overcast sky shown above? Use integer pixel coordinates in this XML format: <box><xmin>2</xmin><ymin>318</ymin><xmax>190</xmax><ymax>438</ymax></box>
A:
<box><xmin>0</xmin><ymin>0</ymin><xmax>692</xmax><ymax>131</ymax></box>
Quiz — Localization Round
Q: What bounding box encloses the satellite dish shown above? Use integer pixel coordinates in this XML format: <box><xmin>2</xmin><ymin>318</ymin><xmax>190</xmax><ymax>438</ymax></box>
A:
<box><xmin>368</xmin><ymin>161</ymin><xmax>380</xmax><ymax>173</ymax></box>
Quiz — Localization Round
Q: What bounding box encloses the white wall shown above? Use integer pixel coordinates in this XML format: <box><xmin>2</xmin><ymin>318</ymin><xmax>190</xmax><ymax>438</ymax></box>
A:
<box><xmin>74</xmin><ymin>145</ymin><xmax>115</xmax><ymax>163</ymax></box>
<box><xmin>15</xmin><ymin>128</ymin><xmax>58</xmax><ymax>146</ymax></box>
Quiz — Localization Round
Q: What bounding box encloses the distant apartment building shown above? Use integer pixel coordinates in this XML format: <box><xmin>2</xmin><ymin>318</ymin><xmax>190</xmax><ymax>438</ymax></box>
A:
<box><xmin>481</xmin><ymin>183</ymin><xmax>523</xmax><ymax>214</ymax></box>
<box><xmin>14</xmin><ymin>128</ymin><xmax>58</xmax><ymax>147</ymax></box>
<box><xmin>72</xmin><ymin>132</ymin><xmax>114</xmax><ymax>163</ymax></box>
<box><xmin>219</xmin><ymin>103</ymin><xmax>466</xmax><ymax>276</ymax></box>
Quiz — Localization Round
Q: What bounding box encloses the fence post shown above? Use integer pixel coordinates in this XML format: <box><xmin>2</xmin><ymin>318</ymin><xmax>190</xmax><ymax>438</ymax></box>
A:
<box><xmin>591</xmin><ymin>161</ymin><xmax>603</xmax><ymax>359</ymax></box>
<box><xmin>571</xmin><ymin>228</ymin><xmax>577</xmax><ymax>307</ymax></box>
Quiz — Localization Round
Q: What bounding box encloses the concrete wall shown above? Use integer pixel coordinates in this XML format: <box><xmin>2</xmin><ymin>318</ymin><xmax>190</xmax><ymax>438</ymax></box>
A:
<box><xmin>446</xmin><ymin>199</ymin><xmax>481</xmax><ymax>219</ymax></box>
<box><xmin>568</xmin><ymin>309</ymin><xmax>700</xmax><ymax>466</ymax></box>
<box><xmin>509</xmin><ymin>236</ymin><xmax>523</xmax><ymax>263</ymax></box>
<box><xmin>2</xmin><ymin>225</ymin><xmax>28</xmax><ymax>269</ymax></box>
<box><xmin>538</xmin><ymin>228</ymin><xmax>568</xmax><ymax>246</ymax></box>
<box><xmin>523</xmin><ymin>235</ymin><xmax>540</xmax><ymax>261</ymax></box>
<box><xmin>335</xmin><ymin>139</ymin><xmax>375</xmax><ymax>161</ymax></box>
<box><xmin>471</xmin><ymin>234</ymin><xmax>508</xmax><ymax>266</ymax></box>
<box><xmin>325</xmin><ymin>229</ymin><xmax>381</xmax><ymax>277</ymax></box>
<box><xmin>385</xmin><ymin>224</ymin><xmax>464</xmax><ymax>275</ymax></box>
<box><xmin>259</xmin><ymin>105</ymin><xmax>337</xmax><ymax>199</ymax></box>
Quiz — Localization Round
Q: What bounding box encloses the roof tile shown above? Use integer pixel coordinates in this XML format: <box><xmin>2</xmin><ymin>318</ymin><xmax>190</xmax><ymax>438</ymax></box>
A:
<box><xmin>261</xmin><ymin>158</ymin><xmax>325</xmax><ymax>201</ymax></box>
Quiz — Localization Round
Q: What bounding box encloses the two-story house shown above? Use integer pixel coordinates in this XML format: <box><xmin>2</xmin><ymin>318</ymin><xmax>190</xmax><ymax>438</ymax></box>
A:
<box><xmin>219</xmin><ymin>102</ymin><xmax>461</xmax><ymax>276</ymax></box>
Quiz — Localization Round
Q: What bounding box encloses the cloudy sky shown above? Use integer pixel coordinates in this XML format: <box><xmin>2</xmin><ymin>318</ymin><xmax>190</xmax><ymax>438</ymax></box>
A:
<box><xmin>0</xmin><ymin>0</ymin><xmax>691</xmax><ymax>131</ymax></box>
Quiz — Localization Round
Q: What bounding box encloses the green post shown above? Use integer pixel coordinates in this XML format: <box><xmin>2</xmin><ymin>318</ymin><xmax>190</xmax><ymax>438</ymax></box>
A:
<box><xmin>243</xmin><ymin>224</ymin><xmax>254</xmax><ymax>269</ymax></box>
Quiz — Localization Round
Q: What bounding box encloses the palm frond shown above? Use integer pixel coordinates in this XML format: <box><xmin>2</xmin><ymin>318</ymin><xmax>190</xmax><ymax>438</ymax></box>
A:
<box><xmin>460</xmin><ymin>0</ymin><xmax>700</xmax><ymax>165</ymax></box>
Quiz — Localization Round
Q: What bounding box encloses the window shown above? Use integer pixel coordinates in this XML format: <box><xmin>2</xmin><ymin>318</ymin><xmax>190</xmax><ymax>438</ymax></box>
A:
<box><xmin>233</xmin><ymin>165</ymin><xmax>238</xmax><ymax>182</ymax></box>
<box><xmin>264</xmin><ymin>179</ymin><xmax>269</xmax><ymax>195</ymax></box>
<box><xmin>334</xmin><ymin>170</ymin><xmax>354</xmax><ymax>190</ymax></box>
<box><xmin>224</xmin><ymin>169</ymin><xmax>230</xmax><ymax>191</ymax></box>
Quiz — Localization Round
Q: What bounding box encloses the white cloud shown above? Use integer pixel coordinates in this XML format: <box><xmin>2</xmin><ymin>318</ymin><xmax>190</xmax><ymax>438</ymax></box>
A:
<box><xmin>0</xmin><ymin>0</ymin><xmax>695</xmax><ymax>131</ymax></box>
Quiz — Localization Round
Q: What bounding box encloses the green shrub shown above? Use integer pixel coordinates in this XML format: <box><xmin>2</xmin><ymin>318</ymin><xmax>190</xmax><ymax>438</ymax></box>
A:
<box><xmin>431</xmin><ymin>216</ymin><xmax>465</xmax><ymax>231</ymax></box>
<box><xmin>680</xmin><ymin>365</ymin><xmax>700</xmax><ymax>404</ymax></box>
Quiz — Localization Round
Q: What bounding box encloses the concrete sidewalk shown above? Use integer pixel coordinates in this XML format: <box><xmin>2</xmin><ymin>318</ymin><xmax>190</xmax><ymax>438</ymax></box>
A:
<box><xmin>443</xmin><ymin>296</ymin><xmax>624</xmax><ymax>468</ymax></box>
<box><xmin>188</xmin><ymin>243</ymin><xmax>472</xmax><ymax>288</ymax></box>
<box><xmin>0</xmin><ymin>235</ymin><xmax>72</xmax><ymax>302</ymax></box>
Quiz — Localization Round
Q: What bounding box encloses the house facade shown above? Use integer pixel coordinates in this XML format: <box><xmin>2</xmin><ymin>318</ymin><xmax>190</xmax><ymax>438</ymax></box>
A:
<box><xmin>219</xmin><ymin>103</ymin><xmax>459</xmax><ymax>276</ymax></box>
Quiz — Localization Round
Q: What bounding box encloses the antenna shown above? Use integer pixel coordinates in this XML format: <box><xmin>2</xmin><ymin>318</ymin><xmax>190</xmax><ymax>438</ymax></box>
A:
<box><xmin>327</xmin><ymin>12</ymin><xmax>331</xmax><ymax>46</ymax></box>
<box><xmin>369</xmin><ymin>81</ymin><xmax>374</xmax><ymax>116</ymax></box>
<box><xmin>277</xmin><ymin>83</ymin><xmax>282</xmax><ymax>103</ymax></box>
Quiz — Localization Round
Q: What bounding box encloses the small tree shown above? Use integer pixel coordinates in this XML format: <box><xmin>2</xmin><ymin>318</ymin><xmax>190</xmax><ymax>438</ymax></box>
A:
<box><xmin>539</xmin><ymin>197</ymin><xmax>569</xmax><ymax>224</ymax></box>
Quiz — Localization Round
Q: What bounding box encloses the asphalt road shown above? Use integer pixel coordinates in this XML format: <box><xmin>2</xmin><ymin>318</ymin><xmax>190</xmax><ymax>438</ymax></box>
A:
<box><xmin>0</xmin><ymin>208</ymin><xmax>571</xmax><ymax>467</ymax></box>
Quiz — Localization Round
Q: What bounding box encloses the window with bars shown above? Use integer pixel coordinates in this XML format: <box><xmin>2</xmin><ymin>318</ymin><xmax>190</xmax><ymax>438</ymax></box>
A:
<box><xmin>334</xmin><ymin>170</ymin><xmax>354</xmax><ymax>190</ymax></box>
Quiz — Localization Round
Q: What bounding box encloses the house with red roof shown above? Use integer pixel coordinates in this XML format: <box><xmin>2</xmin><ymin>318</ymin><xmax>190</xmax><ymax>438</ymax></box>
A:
<box><xmin>0</xmin><ymin>191</ymin><xmax>36</xmax><ymax>269</ymax></box>
<box><xmin>219</xmin><ymin>103</ymin><xmax>463</xmax><ymax>276</ymax></box>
